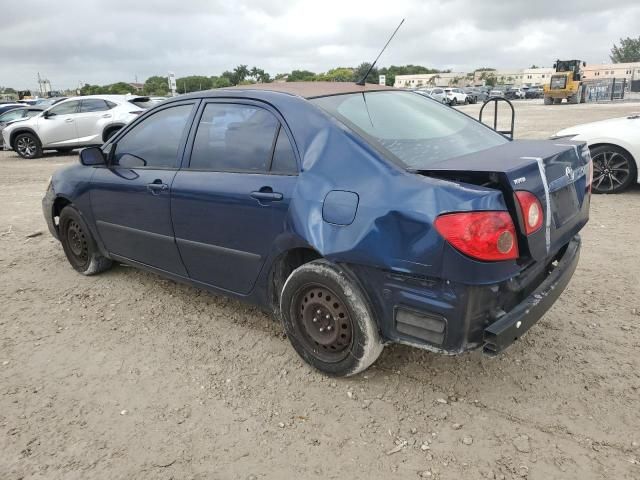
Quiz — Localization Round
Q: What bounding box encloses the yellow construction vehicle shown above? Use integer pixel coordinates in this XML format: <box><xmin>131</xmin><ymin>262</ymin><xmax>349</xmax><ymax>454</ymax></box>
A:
<box><xmin>543</xmin><ymin>60</ymin><xmax>586</xmax><ymax>105</ymax></box>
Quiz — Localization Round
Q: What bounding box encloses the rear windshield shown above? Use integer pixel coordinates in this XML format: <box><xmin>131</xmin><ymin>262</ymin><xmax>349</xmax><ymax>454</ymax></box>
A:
<box><xmin>311</xmin><ymin>91</ymin><xmax>508</xmax><ymax>169</ymax></box>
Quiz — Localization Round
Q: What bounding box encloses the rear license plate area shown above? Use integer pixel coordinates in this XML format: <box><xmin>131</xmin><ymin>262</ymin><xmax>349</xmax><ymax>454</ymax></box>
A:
<box><xmin>551</xmin><ymin>185</ymin><xmax>579</xmax><ymax>227</ymax></box>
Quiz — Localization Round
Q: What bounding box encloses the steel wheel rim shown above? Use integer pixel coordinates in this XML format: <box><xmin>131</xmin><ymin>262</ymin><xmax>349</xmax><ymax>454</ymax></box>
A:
<box><xmin>293</xmin><ymin>284</ymin><xmax>354</xmax><ymax>363</ymax></box>
<box><xmin>592</xmin><ymin>151</ymin><xmax>630</xmax><ymax>192</ymax></box>
<box><xmin>67</xmin><ymin>220</ymin><xmax>88</xmax><ymax>263</ymax></box>
<box><xmin>17</xmin><ymin>136</ymin><xmax>36</xmax><ymax>157</ymax></box>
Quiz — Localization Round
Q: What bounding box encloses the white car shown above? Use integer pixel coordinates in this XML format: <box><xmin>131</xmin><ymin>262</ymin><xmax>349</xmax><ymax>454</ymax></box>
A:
<box><xmin>414</xmin><ymin>88</ymin><xmax>448</xmax><ymax>104</ymax></box>
<box><xmin>444</xmin><ymin>88</ymin><xmax>468</xmax><ymax>106</ymax></box>
<box><xmin>553</xmin><ymin>114</ymin><xmax>640</xmax><ymax>193</ymax></box>
<box><xmin>3</xmin><ymin>95</ymin><xmax>152</xmax><ymax>159</ymax></box>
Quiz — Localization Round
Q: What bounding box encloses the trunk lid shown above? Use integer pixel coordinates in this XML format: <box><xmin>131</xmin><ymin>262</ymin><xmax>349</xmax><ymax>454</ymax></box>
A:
<box><xmin>419</xmin><ymin>140</ymin><xmax>591</xmax><ymax>262</ymax></box>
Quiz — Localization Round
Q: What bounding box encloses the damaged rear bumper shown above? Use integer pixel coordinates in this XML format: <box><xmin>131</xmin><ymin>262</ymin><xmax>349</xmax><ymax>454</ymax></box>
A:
<box><xmin>483</xmin><ymin>235</ymin><xmax>581</xmax><ymax>354</ymax></box>
<box><xmin>347</xmin><ymin>235</ymin><xmax>582</xmax><ymax>356</ymax></box>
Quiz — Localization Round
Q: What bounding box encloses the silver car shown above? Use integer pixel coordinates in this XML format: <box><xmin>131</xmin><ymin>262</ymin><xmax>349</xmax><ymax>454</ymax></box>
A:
<box><xmin>415</xmin><ymin>88</ymin><xmax>448</xmax><ymax>104</ymax></box>
<box><xmin>0</xmin><ymin>106</ymin><xmax>44</xmax><ymax>147</ymax></box>
<box><xmin>3</xmin><ymin>95</ymin><xmax>151</xmax><ymax>159</ymax></box>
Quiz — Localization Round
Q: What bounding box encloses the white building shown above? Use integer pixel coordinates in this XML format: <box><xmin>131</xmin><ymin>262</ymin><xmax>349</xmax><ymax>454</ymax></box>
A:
<box><xmin>582</xmin><ymin>62</ymin><xmax>640</xmax><ymax>83</ymax></box>
<box><xmin>472</xmin><ymin>69</ymin><xmax>525</xmax><ymax>86</ymax></box>
<box><xmin>394</xmin><ymin>72</ymin><xmax>470</xmax><ymax>88</ymax></box>
<box><xmin>522</xmin><ymin>68</ymin><xmax>555</xmax><ymax>86</ymax></box>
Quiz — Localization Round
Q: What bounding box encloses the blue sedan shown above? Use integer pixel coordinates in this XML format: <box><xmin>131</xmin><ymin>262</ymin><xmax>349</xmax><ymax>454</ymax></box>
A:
<box><xmin>42</xmin><ymin>82</ymin><xmax>590</xmax><ymax>376</ymax></box>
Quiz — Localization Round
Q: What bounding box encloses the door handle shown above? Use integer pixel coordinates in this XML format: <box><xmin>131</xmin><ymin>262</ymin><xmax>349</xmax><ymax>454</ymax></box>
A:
<box><xmin>147</xmin><ymin>181</ymin><xmax>169</xmax><ymax>195</ymax></box>
<box><xmin>65</xmin><ymin>118</ymin><xmax>74</xmax><ymax>123</ymax></box>
<box><xmin>102</xmin><ymin>114</ymin><xmax>112</xmax><ymax>118</ymax></box>
<box><xmin>250</xmin><ymin>190</ymin><xmax>283</xmax><ymax>202</ymax></box>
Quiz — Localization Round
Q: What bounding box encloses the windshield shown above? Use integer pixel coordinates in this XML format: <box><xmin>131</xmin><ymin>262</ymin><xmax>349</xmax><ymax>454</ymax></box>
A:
<box><xmin>311</xmin><ymin>91</ymin><xmax>508</xmax><ymax>169</ymax></box>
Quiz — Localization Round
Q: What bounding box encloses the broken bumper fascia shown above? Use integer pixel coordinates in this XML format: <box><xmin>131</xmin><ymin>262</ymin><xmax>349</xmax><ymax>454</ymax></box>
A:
<box><xmin>483</xmin><ymin>235</ymin><xmax>581</xmax><ymax>355</ymax></box>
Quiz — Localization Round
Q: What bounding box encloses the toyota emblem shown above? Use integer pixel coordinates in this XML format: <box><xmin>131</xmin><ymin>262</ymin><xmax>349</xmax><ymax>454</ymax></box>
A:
<box><xmin>565</xmin><ymin>166</ymin><xmax>574</xmax><ymax>180</ymax></box>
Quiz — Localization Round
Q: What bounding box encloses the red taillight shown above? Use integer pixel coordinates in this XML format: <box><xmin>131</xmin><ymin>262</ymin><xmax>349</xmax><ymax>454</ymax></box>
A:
<box><xmin>434</xmin><ymin>211</ymin><xmax>518</xmax><ymax>261</ymax></box>
<box><xmin>515</xmin><ymin>191</ymin><xmax>543</xmax><ymax>235</ymax></box>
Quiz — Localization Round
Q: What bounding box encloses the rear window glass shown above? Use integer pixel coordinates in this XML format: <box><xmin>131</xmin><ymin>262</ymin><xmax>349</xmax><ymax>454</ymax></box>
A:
<box><xmin>311</xmin><ymin>91</ymin><xmax>507</xmax><ymax>169</ymax></box>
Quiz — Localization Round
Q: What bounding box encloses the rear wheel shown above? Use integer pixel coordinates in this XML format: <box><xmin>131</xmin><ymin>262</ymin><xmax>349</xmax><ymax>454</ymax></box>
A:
<box><xmin>59</xmin><ymin>206</ymin><xmax>112</xmax><ymax>275</ymax></box>
<box><xmin>590</xmin><ymin>145</ymin><xmax>637</xmax><ymax>194</ymax></box>
<box><xmin>280</xmin><ymin>260</ymin><xmax>383</xmax><ymax>377</ymax></box>
<box><xmin>544</xmin><ymin>96</ymin><xmax>553</xmax><ymax>105</ymax></box>
<box><xmin>14</xmin><ymin>133</ymin><xmax>42</xmax><ymax>159</ymax></box>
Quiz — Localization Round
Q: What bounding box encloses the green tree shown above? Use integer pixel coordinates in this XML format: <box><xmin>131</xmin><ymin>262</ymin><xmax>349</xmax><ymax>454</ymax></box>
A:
<box><xmin>353</xmin><ymin>62</ymin><xmax>379</xmax><ymax>84</ymax></box>
<box><xmin>108</xmin><ymin>82</ymin><xmax>134</xmax><ymax>94</ymax></box>
<box><xmin>143</xmin><ymin>76</ymin><xmax>169</xmax><ymax>96</ymax></box>
<box><xmin>175</xmin><ymin>75</ymin><xmax>212</xmax><ymax>93</ymax></box>
<box><xmin>212</xmin><ymin>76</ymin><xmax>232</xmax><ymax>88</ymax></box>
<box><xmin>427</xmin><ymin>75</ymin><xmax>440</xmax><ymax>86</ymax></box>
<box><xmin>610</xmin><ymin>36</ymin><xmax>640</xmax><ymax>63</ymax></box>
<box><xmin>479</xmin><ymin>71</ymin><xmax>497</xmax><ymax>87</ymax></box>
<box><xmin>320</xmin><ymin>67</ymin><xmax>354</xmax><ymax>82</ymax></box>
<box><xmin>249</xmin><ymin>67</ymin><xmax>271</xmax><ymax>83</ymax></box>
<box><xmin>80</xmin><ymin>84</ymin><xmax>108</xmax><ymax>95</ymax></box>
<box><xmin>287</xmin><ymin>70</ymin><xmax>317</xmax><ymax>82</ymax></box>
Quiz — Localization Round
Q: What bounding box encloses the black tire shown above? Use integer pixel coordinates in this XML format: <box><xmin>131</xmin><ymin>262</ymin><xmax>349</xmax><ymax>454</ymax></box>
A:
<box><xmin>544</xmin><ymin>96</ymin><xmax>553</xmax><ymax>105</ymax></box>
<box><xmin>14</xmin><ymin>133</ymin><xmax>42</xmax><ymax>159</ymax></box>
<box><xmin>450</xmin><ymin>98</ymin><xmax>457</xmax><ymax>106</ymax></box>
<box><xmin>59</xmin><ymin>206</ymin><xmax>112</xmax><ymax>275</ymax></box>
<box><xmin>590</xmin><ymin>145</ymin><xmax>637</xmax><ymax>194</ymax></box>
<box><xmin>280</xmin><ymin>260</ymin><xmax>383</xmax><ymax>377</ymax></box>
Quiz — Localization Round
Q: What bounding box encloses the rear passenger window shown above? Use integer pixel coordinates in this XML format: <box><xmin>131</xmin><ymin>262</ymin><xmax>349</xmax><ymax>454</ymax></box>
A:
<box><xmin>270</xmin><ymin>127</ymin><xmax>297</xmax><ymax>174</ymax></box>
<box><xmin>190</xmin><ymin>103</ymin><xmax>279</xmax><ymax>172</ymax></box>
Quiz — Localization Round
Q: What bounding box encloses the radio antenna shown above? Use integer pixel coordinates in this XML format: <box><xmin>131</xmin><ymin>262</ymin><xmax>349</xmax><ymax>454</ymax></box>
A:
<box><xmin>355</xmin><ymin>18</ymin><xmax>405</xmax><ymax>86</ymax></box>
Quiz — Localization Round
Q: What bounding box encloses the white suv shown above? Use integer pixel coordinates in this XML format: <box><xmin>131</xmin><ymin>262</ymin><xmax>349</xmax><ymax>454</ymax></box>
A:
<box><xmin>444</xmin><ymin>88</ymin><xmax>468</xmax><ymax>106</ymax></box>
<box><xmin>3</xmin><ymin>95</ymin><xmax>153</xmax><ymax>159</ymax></box>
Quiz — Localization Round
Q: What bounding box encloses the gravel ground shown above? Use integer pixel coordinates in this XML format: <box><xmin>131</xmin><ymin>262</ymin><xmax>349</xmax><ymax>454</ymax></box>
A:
<box><xmin>2</xmin><ymin>101</ymin><xmax>640</xmax><ymax>480</ymax></box>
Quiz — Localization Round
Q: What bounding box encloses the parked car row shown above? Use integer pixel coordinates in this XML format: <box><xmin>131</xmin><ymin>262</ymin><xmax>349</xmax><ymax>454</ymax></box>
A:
<box><xmin>2</xmin><ymin>94</ymin><xmax>158</xmax><ymax>159</ymax></box>
<box><xmin>415</xmin><ymin>85</ymin><xmax>546</xmax><ymax>104</ymax></box>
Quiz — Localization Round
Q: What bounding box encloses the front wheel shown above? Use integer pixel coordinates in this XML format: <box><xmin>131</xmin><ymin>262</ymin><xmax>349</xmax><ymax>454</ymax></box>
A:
<box><xmin>590</xmin><ymin>145</ymin><xmax>637</xmax><ymax>194</ymax></box>
<box><xmin>14</xmin><ymin>133</ymin><xmax>42</xmax><ymax>159</ymax></box>
<box><xmin>280</xmin><ymin>260</ymin><xmax>383</xmax><ymax>377</ymax></box>
<box><xmin>450</xmin><ymin>98</ymin><xmax>457</xmax><ymax>106</ymax></box>
<box><xmin>59</xmin><ymin>206</ymin><xmax>112</xmax><ymax>275</ymax></box>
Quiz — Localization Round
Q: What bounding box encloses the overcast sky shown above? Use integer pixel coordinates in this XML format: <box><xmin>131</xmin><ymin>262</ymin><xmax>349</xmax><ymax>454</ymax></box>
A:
<box><xmin>2</xmin><ymin>0</ymin><xmax>639</xmax><ymax>90</ymax></box>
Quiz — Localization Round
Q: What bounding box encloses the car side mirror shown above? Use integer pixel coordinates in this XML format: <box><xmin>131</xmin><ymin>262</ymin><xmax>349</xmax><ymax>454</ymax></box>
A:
<box><xmin>80</xmin><ymin>147</ymin><xmax>105</xmax><ymax>166</ymax></box>
<box><xmin>43</xmin><ymin>110</ymin><xmax>54</xmax><ymax>119</ymax></box>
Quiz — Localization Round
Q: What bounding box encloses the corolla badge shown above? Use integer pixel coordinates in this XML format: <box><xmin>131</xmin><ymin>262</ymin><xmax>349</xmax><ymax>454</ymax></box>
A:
<box><xmin>565</xmin><ymin>166</ymin><xmax>574</xmax><ymax>180</ymax></box>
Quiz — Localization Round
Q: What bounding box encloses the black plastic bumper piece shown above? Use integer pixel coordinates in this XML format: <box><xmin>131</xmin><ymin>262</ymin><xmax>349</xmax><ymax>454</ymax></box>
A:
<box><xmin>483</xmin><ymin>235</ymin><xmax>581</xmax><ymax>355</ymax></box>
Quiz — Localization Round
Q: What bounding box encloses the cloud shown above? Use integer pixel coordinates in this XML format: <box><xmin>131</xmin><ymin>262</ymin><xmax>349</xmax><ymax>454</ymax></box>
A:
<box><xmin>1</xmin><ymin>0</ymin><xmax>639</xmax><ymax>90</ymax></box>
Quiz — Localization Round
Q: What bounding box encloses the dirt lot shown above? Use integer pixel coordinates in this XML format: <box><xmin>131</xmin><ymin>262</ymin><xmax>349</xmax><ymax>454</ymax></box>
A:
<box><xmin>2</xmin><ymin>101</ymin><xmax>640</xmax><ymax>480</ymax></box>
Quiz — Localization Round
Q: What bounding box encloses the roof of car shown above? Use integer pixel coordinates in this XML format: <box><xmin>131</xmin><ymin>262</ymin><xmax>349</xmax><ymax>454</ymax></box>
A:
<box><xmin>223</xmin><ymin>81</ymin><xmax>397</xmax><ymax>99</ymax></box>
